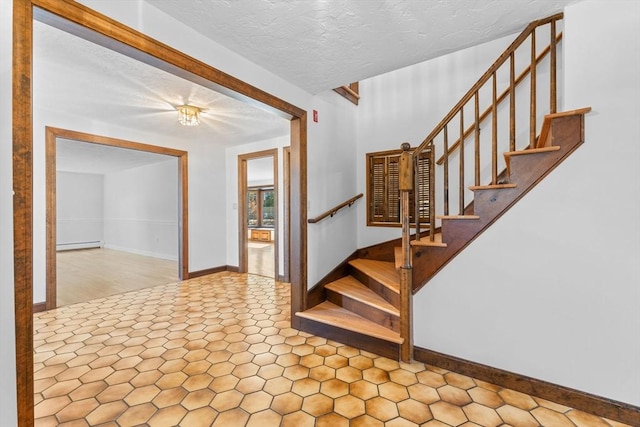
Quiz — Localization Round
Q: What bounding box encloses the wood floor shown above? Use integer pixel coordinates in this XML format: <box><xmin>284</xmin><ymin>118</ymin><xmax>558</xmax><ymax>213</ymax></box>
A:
<box><xmin>56</xmin><ymin>248</ymin><xmax>178</xmax><ymax>307</ymax></box>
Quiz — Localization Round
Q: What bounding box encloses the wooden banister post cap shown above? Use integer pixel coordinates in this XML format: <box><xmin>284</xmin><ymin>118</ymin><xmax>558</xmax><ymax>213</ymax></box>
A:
<box><xmin>401</xmin><ymin>142</ymin><xmax>411</xmax><ymax>152</ymax></box>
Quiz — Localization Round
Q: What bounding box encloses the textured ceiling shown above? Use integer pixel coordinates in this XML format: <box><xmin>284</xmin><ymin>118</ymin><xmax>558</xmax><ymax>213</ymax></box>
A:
<box><xmin>148</xmin><ymin>0</ymin><xmax>577</xmax><ymax>94</ymax></box>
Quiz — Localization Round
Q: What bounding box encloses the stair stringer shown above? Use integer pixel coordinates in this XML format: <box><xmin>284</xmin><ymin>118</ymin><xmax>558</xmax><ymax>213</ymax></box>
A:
<box><xmin>412</xmin><ymin>110</ymin><xmax>589</xmax><ymax>293</ymax></box>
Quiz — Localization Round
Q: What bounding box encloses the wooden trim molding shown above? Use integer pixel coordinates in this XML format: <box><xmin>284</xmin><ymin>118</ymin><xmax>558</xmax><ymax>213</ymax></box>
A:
<box><xmin>32</xmin><ymin>302</ymin><xmax>46</xmax><ymax>314</ymax></box>
<box><xmin>14</xmin><ymin>1</ymin><xmax>307</xmax><ymax>425</ymax></box>
<box><xmin>414</xmin><ymin>346</ymin><xmax>640</xmax><ymax>426</ymax></box>
<box><xmin>188</xmin><ymin>266</ymin><xmax>230</xmax><ymax>279</ymax></box>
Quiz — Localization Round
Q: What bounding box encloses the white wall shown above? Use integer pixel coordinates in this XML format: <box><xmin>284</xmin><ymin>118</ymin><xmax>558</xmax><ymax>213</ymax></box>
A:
<box><xmin>412</xmin><ymin>0</ymin><xmax>639</xmax><ymax>406</ymax></box>
<box><xmin>104</xmin><ymin>158</ymin><xmax>179</xmax><ymax>260</ymax></box>
<box><xmin>56</xmin><ymin>171</ymin><xmax>104</xmax><ymax>249</ymax></box>
<box><xmin>0</xmin><ymin>0</ymin><xmax>17</xmax><ymax>423</ymax></box>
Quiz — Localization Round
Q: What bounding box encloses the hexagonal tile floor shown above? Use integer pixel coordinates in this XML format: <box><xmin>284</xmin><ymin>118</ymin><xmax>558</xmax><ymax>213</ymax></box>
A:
<box><xmin>33</xmin><ymin>272</ymin><xmax>631</xmax><ymax>426</ymax></box>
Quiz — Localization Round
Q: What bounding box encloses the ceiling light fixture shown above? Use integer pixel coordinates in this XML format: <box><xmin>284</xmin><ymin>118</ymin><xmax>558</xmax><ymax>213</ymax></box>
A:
<box><xmin>177</xmin><ymin>105</ymin><xmax>201</xmax><ymax>126</ymax></box>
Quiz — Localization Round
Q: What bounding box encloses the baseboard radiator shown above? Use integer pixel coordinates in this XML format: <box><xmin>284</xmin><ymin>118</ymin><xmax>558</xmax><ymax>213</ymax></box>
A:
<box><xmin>56</xmin><ymin>240</ymin><xmax>103</xmax><ymax>251</ymax></box>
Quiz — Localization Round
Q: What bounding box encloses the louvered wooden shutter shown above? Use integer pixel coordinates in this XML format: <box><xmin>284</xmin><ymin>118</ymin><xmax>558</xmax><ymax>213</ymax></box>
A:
<box><xmin>367</xmin><ymin>148</ymin><xmax>430</xmax><ymax>226</ymax></box>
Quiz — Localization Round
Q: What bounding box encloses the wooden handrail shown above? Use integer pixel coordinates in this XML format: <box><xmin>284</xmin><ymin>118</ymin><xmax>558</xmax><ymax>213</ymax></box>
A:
<box><xmin>435</xmin><ymin>32</ymin><xmax>563</xmax><ymax>165</ymax></box>
<box><xmin>409</xmin><ymin>13</ymin><xmax>563</xmax><ymax>242</ymax></box>
<box><xmin>307</xmin><ymin>193</ymin><xmax>363</xmax><ymax>224</ymax></box>
<box><xmin>415</xmin><ymin>12</ymin><xmax>563</xmax><ymax>155</ymax></box>
<box><xmin>340</xmin><ymin>85</ymin><xmax>361</xmax><ymax>100</ymax></box>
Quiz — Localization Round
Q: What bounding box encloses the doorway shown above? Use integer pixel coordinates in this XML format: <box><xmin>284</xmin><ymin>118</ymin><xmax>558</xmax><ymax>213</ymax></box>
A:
<box><xmin>238</xmin><ymin>149</ymin><xmax>279</xmax><ymax>279</ymax></box>
<box><xmin>13</xmin><ymin>3</ymin><xmax>307</xmax><ymax>425</ymax></box>
<box><xmin>45</xmin><ymin>127</ymin><xmax>189</xmax><ymax>310</ymax></box>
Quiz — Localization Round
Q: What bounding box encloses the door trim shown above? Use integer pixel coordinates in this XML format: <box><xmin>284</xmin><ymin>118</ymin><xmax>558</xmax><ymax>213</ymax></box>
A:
<box><xmin>45</xmin><ymin>126</ymin><xmax>189</xmax><ymax>310</ymax></box>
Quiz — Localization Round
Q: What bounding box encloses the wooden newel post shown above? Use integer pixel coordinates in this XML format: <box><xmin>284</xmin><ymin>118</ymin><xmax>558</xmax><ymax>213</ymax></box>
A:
<box><xmin>399</xmin><ymin>142</ymin><xmax>413</xmax><ymax>362</ymax></box>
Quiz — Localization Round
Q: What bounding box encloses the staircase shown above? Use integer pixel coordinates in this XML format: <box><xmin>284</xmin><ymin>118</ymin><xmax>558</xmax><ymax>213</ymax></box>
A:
<box><xmin>297</xmin><ymin>259</ymin><xmax>403</xmax><ymax>359</ymax></box>
<box><xmin>296</xmin><ymin>13</ymin><xmax>591</xmax><ymax>360</ymax></box>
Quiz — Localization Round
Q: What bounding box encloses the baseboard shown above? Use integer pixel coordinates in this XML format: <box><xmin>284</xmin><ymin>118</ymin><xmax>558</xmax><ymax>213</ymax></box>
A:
<box><xmin>226</xmin><ymin>265</ymin><xmax>240</xmax><ymax>273</ymax></box>
<box><xmin>189</xmin><ymin>265</ymin><xmax>235</xmax><ymax>278</ymax></box>
<box><xmin>33</xmin><ymin>302</ymin><xmax>47</xmax><ymax>313</ymax></box>
<box><xmin>413</xmin><ymin>346</ymin><xmax>640</xmax><ymax>426</ymax></box>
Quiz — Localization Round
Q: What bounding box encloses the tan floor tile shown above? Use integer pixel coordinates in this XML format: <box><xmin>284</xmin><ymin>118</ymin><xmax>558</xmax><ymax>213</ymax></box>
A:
<box><xmin>123</xmin><ymin>384</ymin><xmax>160</xmax><ymax>406</ymax></box>
<box><xmin>438</xmin><ymin>384</ymin><xmax>472</xmax><ymax>406</ymax></box>
<box><xmin>272</xmin><ymin>392</ymin><xmax>303</xmax><ymax>414</ymax></box>
<box><xmin>68</xmin><ymin>380</ymin><xmax>108</xmax><ymax>401</ymax></box>
<box><xmin>210</xmin><ymin>389</ymin><xmax>244</xmax><ymax>412</ymax></box>
<box><xmin>182</xmin><ymin>372</ymin><xmax>213</xmax><ymax>391</ymax></box>
<box><xmin>364</xmin><ymin>367</ymin><xmax>391</xmax><ymax>384</ymax></box>
<box><xmin>398</xmin><ymin>399</ymin><xmax>433</xmax><ymax>424</ymax></box>
<box><xmin>263</xmin><ymin>376</ymin><xmax>293</xmax><ymax>395</ymax></box>
<box><xmin>498</xmin><ymin>388</ymin><xmax>538</xmax><ymax>410</ymax></box>
<box><xmin>380</xmin><ymin>381</ymin><xmax>410</xmax><ymax>402</ymax></box>
<box><xmin>152</xmin><ymin>386</ymin><xmax>188</xmax><ymax>408</ymax></box>
<box><xmin>146</xmin><ymin>404</ymin><xmax>187</xmax><ymax>427</ymax></box>
<box><xmin>467</xmin><ymin>386</ymin><xmax>504</xmax><ymax>408</ymax></box>
<box><xmin>386</xmin><ymin>418</ymin><xmax>419</xmax><ymax>427</ymax></box>
<box><xmin>336</xmin><ymin>365</ymin><xmax>363</xmax><ymax>383</ymax></box>
<box><xmin>115</xmin><ymin>402</ymin><xmax>156</xmax><ymax>426</ymax></box>
<box><xmin>462</xmin><ymin>402</ymin><xmax>502</xmax><ymax>427</ymax></box>
<box><xmin>497</xmin><ymin>404</ymin><xmax>540</xmax><ymax>427</ymax></box>
<box><xmin>335</xmin><ymin>394</ymin><xmax>366</xmax><ymax>418</ymax></box>
<box><xmin>281</xmin><ymin>410</ymin><xmax>316</xmax><ymax>427</ymax></box>
<box><xmin>317</xmin><ymin>412</ymin><xmax>349</xmax><ymax>427</ymax></box>
<box><xmin>246</xmin><ymin>409</ymin><xmax>282</xmax><ymax>427</ymax></box>
<box><xmin>209</xmin><ymin>374</ymin><xmax>240</xmax><ymax>393</ymax></box>
<box><xmin>34</xmin><ymin>395</ymin><xmax>71</xmax><ymax>418</ymax></box>
<box><xmin>349</xmin><ymin>379</ymin><xmax>379</xmax><ymax>400</ymax></box>
<box><xmin>55</xmin><ymin>398</ymin><xmax>100</xmax><ymax>423</ymax></box>
<box><xmin>430</xmin><ymin>401</ymin><xmax>468</xmax><ymax>426</ymax></box>
<box><xmin>310</xmin><ymin>365</ymin><xmax>336</xmax><ymax>381</ymax></box>
<box><xmin>351</xmin><ymin>414</ymin><xmax>385</xmax><ymax>427</ymax></box>
<box><xmin>41</xmin><ymin>379</ymin><xmax>81</xmax><ymax>399</ymax></box>
<box><xmin>240</xmin><ymin>390</ymin><xmax>273</xmax><ymax>413</ymax></box>
<box><xmin>95</xmin><ymin>383</ymin><xmax>133</xmax><ymax>404</ymax></box>
<box><xmin>416</xmin><ymin>371</ymin><xmax>447</xmax><ymax>388</ymax></box>
<box><xmin>366</xmin><ymin>396</ymin><xmax>400</xmax><ymax>421</ymax></box>
<box><xmin>155</xmin><ymin>371</ymin><xmax>188</xmax><ymax>389</ymax></box>
<box><xmin>130</xmin><ymin>370</ymin><xmax>163</xmax><ymax>388</ymax></box>
<box><xmin>531</xmin><ymin>406</ymin><xmax>578</xmax><ymax>427</ymax></box>
<box><xmin>179</xmin><ymin>406</ymin><xmax>219</xmax><ymax>427</ymax></box>
<box><xmin>302</xmin><ymin>393</ymin><xmax>334</xmax><ymax>417</ymax></box>
<box><xmin>236</xmin><ymin>376</ymin><xmax>267</xmax><ymax>394</ymax></box>
<box><xmin>86</xmin><ymin>400</ymin><xmax>128</xmax><ymax>425</ymax></box>
<box><xmin>211</xmin><ymin>408</ymin><xmax>250</xmax><ymax>427</ymax></box>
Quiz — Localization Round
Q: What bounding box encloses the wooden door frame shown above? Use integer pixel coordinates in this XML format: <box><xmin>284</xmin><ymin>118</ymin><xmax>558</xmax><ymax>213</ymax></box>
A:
<box><xmin>45</xmin><ymin>127</ymin><xmax>189</xmax><ymax>311</ymax></box>
<box><xmin>238</xmin><ymin>149</ymin><xmax>279</xmax><ymax>277</ymax></box>
<box><xmin>13</xmin><ymin>1</ymin><xmax>307</xmax><ymax>425</ymax></box>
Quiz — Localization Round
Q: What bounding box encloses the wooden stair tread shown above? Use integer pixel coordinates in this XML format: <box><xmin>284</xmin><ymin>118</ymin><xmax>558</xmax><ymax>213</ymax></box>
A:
<box><xmin>326</xmin><ymin>276</ymin><xmax>399</xmax><ymax>316</ymax></box>
<box><xmin>349</xmin><ymin>259</ymin><xmax>400</xmax><ymax>294</ymax></box>
<box><xmin>469</xmin><ymin>183</ymin><xmax>517</xmax><ymax>191</ymax></box>
<box><xmin>436</xmin><ymin>215</ymin><xmax>480</xmax><ymax>220</ymax></box>
<box><xmin>411</xmin><ymin>232</ymin><xmax>447</xmax><ymax>247</ymax></box>
<box><xmin>504</xmin><ymin>146</ymin><xmax>561</xmax><ymax>157</ymax></box>
<box><xmin>296</xmin><ymin>301</ymin><xmax>403</xmax><ymax>344</ymax></box>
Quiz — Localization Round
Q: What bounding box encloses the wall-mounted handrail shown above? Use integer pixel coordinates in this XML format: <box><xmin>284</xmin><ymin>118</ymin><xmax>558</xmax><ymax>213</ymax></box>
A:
<box><xmin>307</xmin><ymin>193</ymin><xmax>363</xmax><ymax>224</ymax></box>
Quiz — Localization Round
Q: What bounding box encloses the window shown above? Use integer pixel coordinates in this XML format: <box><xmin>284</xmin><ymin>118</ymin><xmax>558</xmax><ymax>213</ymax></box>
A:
<box><xmin>366</xmin><ymin>148</ymin><xmax>431</xmax><ymax>226</ymax></box>
<box><xmin>247</xmin><ymin>187</ymin><xmax>275</xmax><ymax>228</ymax></box>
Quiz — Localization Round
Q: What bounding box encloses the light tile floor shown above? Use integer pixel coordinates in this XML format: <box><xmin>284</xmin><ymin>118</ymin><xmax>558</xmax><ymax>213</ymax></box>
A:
<box><xmin>34</xmin><ymin>272</ymin><xmax>631</xmax><ymax>426</ymax></box>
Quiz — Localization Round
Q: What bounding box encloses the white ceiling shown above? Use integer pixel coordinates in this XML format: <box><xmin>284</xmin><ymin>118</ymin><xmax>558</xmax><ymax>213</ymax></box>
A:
<box><xmin>56</xmin><ymin>139</ymin><xmax>175</xmax><ymax>174</ymax></box>
<box><xmin>149</xmin><ymin>0</ymin><xmax>578</xmax><ymax>94</ymax></box>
